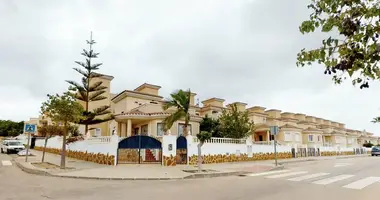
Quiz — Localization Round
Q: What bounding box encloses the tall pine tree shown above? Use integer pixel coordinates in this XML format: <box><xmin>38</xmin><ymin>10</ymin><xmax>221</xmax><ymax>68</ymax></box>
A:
<box><xmin>67</xmin><ymin>32</ymin><xmax>113</xmax><ymax>135</ymax></box>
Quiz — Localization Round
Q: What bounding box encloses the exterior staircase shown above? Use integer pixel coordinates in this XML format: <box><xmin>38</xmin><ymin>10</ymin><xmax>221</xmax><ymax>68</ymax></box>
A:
<box><xmin>145</xmin><ymin>149</ymin><xmax>157</xmax><ymax>162</ymax></box>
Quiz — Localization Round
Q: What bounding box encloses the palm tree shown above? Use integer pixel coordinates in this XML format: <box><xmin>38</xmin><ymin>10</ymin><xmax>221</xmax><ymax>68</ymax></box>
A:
<box><xmin>162</xmin><ymin>89</ymin><xmax>191</xmax><ymax>136</ymax></box>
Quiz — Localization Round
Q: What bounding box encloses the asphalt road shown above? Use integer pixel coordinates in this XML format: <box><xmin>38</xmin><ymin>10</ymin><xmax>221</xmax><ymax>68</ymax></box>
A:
<box><xmin>1</xmin><ymin>153</ymin><xmax>379</xmax><ymax>200</ymax></box>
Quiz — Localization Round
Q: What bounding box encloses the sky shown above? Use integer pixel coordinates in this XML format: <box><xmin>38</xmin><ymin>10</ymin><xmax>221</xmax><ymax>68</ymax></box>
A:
<box><xmin>1</xmin><ymin>0</ymin><xmax>380</xmax><ymax>134</ymax></box>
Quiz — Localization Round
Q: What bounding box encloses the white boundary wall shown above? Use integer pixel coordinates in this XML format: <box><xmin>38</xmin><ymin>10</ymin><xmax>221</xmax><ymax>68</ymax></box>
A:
<box><xmin>186</xmin><ymin>135</ymin><xmax>291</xmax><ymax>157</ymax></box>
<box><xmin>35</xmin><ymin>135</ymin><xmax>119</xmax><ymax>159</ymax></box>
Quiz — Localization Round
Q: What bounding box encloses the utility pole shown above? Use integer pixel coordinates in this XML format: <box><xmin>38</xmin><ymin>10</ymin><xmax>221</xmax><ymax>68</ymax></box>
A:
<box><xmin>25</xmin><ymin>132</ymin><xmax>31</xmax><ymax>162</ymax></box>
<box><xmin>274</xmin><ymin>135</ymin><xmax>278</xmax><ymax>166</ymax></box>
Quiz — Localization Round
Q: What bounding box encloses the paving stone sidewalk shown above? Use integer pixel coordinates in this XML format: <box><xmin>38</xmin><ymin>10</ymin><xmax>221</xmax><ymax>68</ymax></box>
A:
<box><xmin>13</xmin><ymin>149</ymin><xmax>368</xmax><ymax>180</ymax></box>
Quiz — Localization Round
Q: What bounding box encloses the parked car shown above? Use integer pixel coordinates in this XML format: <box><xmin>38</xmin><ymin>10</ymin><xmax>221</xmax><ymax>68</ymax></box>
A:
<box><xmin>371</xmin><ymin>146</ymin><xmax>380</xmax><ymax>156</ymax></box>
<box><xmin>1</xmin><ymin>140</ymin><xmax>25</xmax><ymax>154</ymax></box>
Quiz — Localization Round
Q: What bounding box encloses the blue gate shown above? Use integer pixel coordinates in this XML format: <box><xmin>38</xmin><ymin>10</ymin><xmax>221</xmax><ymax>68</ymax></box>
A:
<box><xmin>118</xmin><ymin>135</ymin><xmax>162</xmax><ymax>164</ymax></box>
<box><xmin>176</xmin><ymin>136</ymin><xmax>187</xmax><ymax>164</ymax></box>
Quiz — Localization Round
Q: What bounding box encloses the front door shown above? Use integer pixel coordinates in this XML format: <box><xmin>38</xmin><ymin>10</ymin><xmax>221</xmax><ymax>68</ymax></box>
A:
<box><xmin>259</xmin><ymin>135</ymin><xmax>263</xmax><ymax>141</ymax></box>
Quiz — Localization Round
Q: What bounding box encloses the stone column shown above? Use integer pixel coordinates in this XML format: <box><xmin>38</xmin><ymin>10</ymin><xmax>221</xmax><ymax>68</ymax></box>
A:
<box><xmin>121</xmin><ymin>123</ymin><xmax>127</xmax><ymax>137</ymax></box>
<box><xmin>147</xmin><ymin>122</ymin><xmax>152</xmax><ymax>136</ymax></box>
<box><xmin>322</xmin><ymin>135</ymin><xmax>326</xmax><ymax>146</ymax></box>
<box><xmin>117</xmin><ymin>122</ymin><xmax>121</xmax><ymax>137</ymax></box>
<box><xmin>266</xmin><ymin>130</ymin><xmax>270</xmax><ymax>144</ymax></box>
<box><xmin>127</xmin><ymin>119</ymin><xmax>132</xmax><ymax>137</ymax></box>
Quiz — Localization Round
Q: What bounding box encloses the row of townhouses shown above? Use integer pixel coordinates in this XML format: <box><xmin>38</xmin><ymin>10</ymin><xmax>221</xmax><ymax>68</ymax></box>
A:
<box><xmin>24</xmin><ymin>73</ymin><xmax>379</xmax><ymax>149</ymax></box>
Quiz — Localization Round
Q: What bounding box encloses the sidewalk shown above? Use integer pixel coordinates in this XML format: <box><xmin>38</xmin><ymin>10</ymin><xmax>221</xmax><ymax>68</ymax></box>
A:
<box><xmin>13</xmin><ymin>150</ymin><xmax>368</xmax><ymax>180</ymax></box>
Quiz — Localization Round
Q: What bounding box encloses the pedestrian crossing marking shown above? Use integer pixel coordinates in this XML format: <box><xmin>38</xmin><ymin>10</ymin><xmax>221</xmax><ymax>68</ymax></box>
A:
<box><xmin>266</xmin><ymin>171</ymin><xmax>308</xmax><ymax>179</ymax></box>
<box><xmin>287</xmin><ymin>173</ymin><xmax>330</xmax><ymax>182</ymax></box>
<box><xmin>342</xmin><ymin>177</ymin><xmax>380</xmax><ymax>190</ymax></box>
<box><xmin>243</xmin><ymin>169</ymin><xmax>380</xmax><ymax>190</ymax></box>
<box><xmin>1</xmin><ymin>160</ymin><xmax>12</xmax><ymax>166</ymax></box>
<box><xmin>333</xmin><ymin>163</ymin><xmax>353</xmax><ymax>167</ymax></box>
<box><xmin>312</xmin><ymin>174</ymin><xmax>354</xmax><ymax>185</ymax></box>
<box><xmin>245</xmin><ymin>170</ymin><xmax>292</xmax><ymax>177</ymax></box>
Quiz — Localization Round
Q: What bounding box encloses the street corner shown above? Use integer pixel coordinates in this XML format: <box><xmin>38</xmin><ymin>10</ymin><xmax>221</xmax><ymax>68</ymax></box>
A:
<box><xmin>14</xmin><ymin>159</ymin><xmax>52</xmax><ymax>176</ymax></box>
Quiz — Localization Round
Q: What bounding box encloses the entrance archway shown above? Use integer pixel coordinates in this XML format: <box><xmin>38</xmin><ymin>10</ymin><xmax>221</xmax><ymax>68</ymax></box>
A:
<box><xmin>117</xmin><ymin>135</ymin><xmax>162</xmax><ymax>164</ymax></box>
<box><xmin>176</xmin><ymin>136</ymin><xmax>187</xmax><ymax>164</ymax></box>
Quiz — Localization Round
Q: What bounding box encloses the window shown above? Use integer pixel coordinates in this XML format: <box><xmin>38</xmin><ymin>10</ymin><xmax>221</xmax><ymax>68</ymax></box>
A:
<box><xmin>157</xmin><ymin>123</ymin><xmax>165</xmax><ymax>136</ymax></box>
<box><xmin>308</xmin><ymin>135</ymin><xmax>313</xmax><ymax>142</ymax></box>
<box><xmin>295</xmin><ymin>133</ymin><xmax>300</xmax><ymax>142</ymax></box>
<box><xmin>270</xmin><ymin>135</ymin><xmax>275</xmax><ymax>141</ymax></box>
<box><xmin>141</xmin><ymin>125</ymin><xmax>148</xmax><ymax>136</ymax></box>
<box><xmin>284</xmin><ymin>133</ymin><xmax>291</xmax><ymax>141</ymax></box>
<box><xmin>95</xmin><ymin>128</ymin><xmax>101</xmax><ymax>137</ymax></box>
<box><xmin>178</xmin><ymin>123</ymin><xmax>192</xmax><ymax>136</ymax></box>
<box><xmin>133</xmin><ymin>128</ymin><xmax>139</xmax><ymax>136</ymax></box>
<box><xmin>317</xmin><ymin>135</ymin><xmax>321</xmax><ymax>142</ymax></box>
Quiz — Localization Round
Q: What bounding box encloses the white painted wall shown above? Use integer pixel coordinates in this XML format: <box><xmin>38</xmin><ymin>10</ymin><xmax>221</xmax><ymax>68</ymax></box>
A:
<box><xmin>67</xmin><ymin>135</ymin><xmax>119</xmax><ymax>157</ymax></box>
<box><xmin>320</xmin><ymin>146</ymin><xmax>365</xmax><ymax>153</ymax></box>
<box><xmin>186</xmin><ymin>135</ymin><xmax>291</xmax><ymax>157</ymax></box>
<box><xmin>35</xmin><ymin>135</ymin><xmax>119</xmax><ymax>160</ymax></box>
<box><xmin>35</xmin><ymin>136</ymin><xmax>62</xmax><ymax>149</ymax></box>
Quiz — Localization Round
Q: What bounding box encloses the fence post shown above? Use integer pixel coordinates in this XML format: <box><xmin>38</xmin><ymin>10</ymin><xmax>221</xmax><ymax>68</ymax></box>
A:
<box><xmin>111</xmin><ymin>135</ymin><xmax>119</xmax><ymax>166</ymax></box>
<box><xmin>186</xmin><ymin>135</ymin><xmax>193</xmax><ymax>165</ymax></box>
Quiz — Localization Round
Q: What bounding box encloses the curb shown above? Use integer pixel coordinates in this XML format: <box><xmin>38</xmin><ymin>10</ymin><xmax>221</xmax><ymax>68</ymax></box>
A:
<box><xmin>183</xmin><ymin>171</ymin><xmax>245</xmax><ymax>179</ymax></box>
<box><xmin>16</xmin><ymin>155</ymin><xmax>367</xmax><ymax>180</ymax></box>
<box><xmin>14</xmin><ymin>159</ymin><xmax>278</xmax><ymax>180</ymax></box>
<box><xmin>15</xmin><ymin>161</ymin><xmax>51</xmax><ymax>176</ymax></box>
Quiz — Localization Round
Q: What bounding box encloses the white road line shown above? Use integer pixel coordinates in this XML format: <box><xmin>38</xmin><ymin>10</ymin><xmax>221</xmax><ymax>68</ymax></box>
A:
<box><xmin>313</xmin><ymin>174</ymin><xmax>354</xmax><ymax>185</ymax></box>
<box><xmin>245</xmin><ymin>170</ymin><xmax>292</xmax><ymax>177</ymax></box>
<box><xmin>1</xmin><ymin>160</ymin><xmax>12</xmax><ymax>166</ymax></box>
<box><xmin>333</xmin><ymin>163</ymin><xmax>352</xmax><ymax>168</ymax></box>
<box><xmin>342</xmin><ymin>177</ymin><xmax>380</xmax><ymax>190</ymax></box>
<box><xmin>287</xmin><ymin>173</ymin><xmax>330</xmax><ymax>182</ymax></box>
<box><xmin>266</xmin><ymin>171</ymin><xmax>308</xmax><ymax>179</ymax></box>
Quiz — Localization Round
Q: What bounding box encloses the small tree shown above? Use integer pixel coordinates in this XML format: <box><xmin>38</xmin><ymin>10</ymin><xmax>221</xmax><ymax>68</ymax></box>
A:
<box><xmin>38</xmin><ymin>123</ymin><xmax>63</xmax><ymax>163</ymax></box>
<box><xmin>196</xmin><ymin>131</ymin><xmax>212</xmax><ymax>172</ymax></box>
<box><xmin>162</xmin><ymin>89</ymin><xmax>191</xmax><ymax>135</ymax></box>
<box><xmin>200</xmin><ymin>115</ymin><xmax>221</xmax><ymax>137</ymax></box>
<box><xmin>219</xmin><ymin>104</ymin><xmax>254</xmax><ymax>139</ymax></box>
<box><xmin>41</xmin><ymin>92</ymin><xmax>83</xmax><ymax>169</ymax></box>
<box><xmin>67</xmin><ymin>33</ymin><xmax>113</xmax><ymax>135</ymax></box>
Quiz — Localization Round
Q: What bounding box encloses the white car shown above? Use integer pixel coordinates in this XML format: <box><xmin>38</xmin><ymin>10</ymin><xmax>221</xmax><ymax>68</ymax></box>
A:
<box><xmin>1</xmin><ymin>140</ymin><xmax>25</xmax><ymax>154</ymax></box>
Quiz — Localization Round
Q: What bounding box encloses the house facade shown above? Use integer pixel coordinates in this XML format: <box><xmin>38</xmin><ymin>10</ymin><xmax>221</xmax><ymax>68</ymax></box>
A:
<box><xmin>25</xmin><ymin>73</ymin><xmax>379</xmax><ymax>148</ymax></box>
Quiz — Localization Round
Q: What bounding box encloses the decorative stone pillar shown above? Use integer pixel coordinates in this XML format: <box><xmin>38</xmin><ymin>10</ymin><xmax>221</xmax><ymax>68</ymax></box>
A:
<box><xmin>162</xmin><ymin>135</ymin><xmax>177</xmax><ymax>166</ymax></box>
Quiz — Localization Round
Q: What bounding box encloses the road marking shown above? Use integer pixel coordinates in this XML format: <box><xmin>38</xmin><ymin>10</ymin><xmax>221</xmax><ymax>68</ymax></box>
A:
<box><xmin>342</xmin><ymin>177</ymin><xmax>380</xmax><ymax>190</ymax></box>
<box><xmin>313</xmin><ymin>174</ymin><xmax>354</xmax><ymax>185</ymax></box>
<box><xmin>245</xmin><ymin>170</ymin><xmax>292</xmax><ymax>177</ymax></box>
<box><xmin>333</xmin><ymin>163</ymin><xmax>352</xmax><ymax>167</ymax></box>
<box><xmin>266</xmin><ymin>171</ymin><xmax>308</xmax><ymax>179</ymax></box>
<box><xmin>1</xmin><ymin>160</ymin><xmax>12</xmax><ymax>166</ymax></box>
<box><xmin>287</xmin><ymin>173</ymin><xmax>330</xmax><ymax>181</ymax></box>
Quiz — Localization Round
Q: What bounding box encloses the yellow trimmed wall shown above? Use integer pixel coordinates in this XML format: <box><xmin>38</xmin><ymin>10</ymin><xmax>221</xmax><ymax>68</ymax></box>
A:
<box><xmin>34</xmin><ymin>146</ymin><xmax>115</xmax><ymax>165</ymax></box>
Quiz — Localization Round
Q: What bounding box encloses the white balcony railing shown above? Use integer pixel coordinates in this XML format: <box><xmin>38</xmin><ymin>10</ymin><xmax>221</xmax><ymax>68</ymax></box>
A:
<box><xmin>193</xmin><ymin>137</ymin><xmax>246</xmax><ymax>144</ymax></box>
<box><xmin>87</xmin><ymin>136</ymin><xmax>112</xmax><ymax>143</ymax></box>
